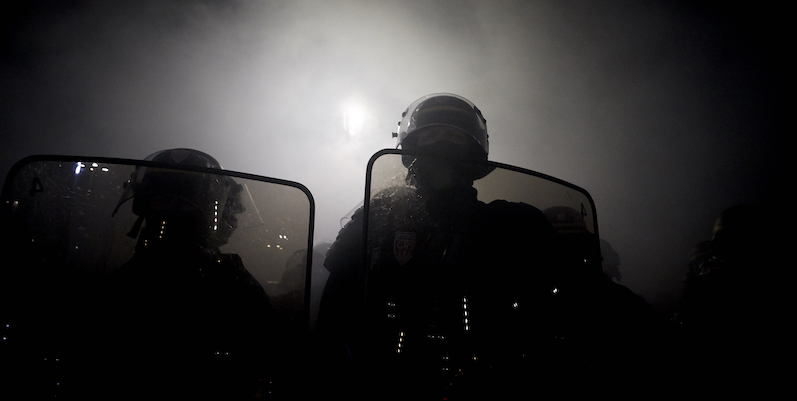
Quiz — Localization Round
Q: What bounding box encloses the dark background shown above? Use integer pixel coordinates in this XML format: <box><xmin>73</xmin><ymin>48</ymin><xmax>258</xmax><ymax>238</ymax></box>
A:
<box><xmin>1</xmin><ymin>0</ymin><xmax>786</xmax><ymax>316</ymax></box>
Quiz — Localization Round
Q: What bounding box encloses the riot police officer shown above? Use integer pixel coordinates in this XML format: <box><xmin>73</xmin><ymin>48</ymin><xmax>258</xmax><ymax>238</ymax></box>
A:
<box><xmin>673</xmin><ymin>204</ymin><xmax>782</xmax><ymax>394</ymax></box>
<box><xmin>101</xmin><ymin>149</ymin><xmax>274</xmax><ymax>399</ymax></box>
<box><xmin>316</xmin><ymin>94</ymin><xmax>558</xmax><ymax>399</ymax></box>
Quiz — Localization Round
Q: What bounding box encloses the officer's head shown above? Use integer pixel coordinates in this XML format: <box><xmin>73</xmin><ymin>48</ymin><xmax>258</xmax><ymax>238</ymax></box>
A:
<box><xmin>116</xmin><ymin>148</ymin><xmax>245</xmax><ymax>250</ymax></box>
<box><xmin>395</xmin><ymin>94</ymin><xmax>493</xmax><ymax>192</ymax></box>
<box><xmin>711</xmin><ymin>204</ymin><xmax>766</xmax><ymax>264</ymax></box>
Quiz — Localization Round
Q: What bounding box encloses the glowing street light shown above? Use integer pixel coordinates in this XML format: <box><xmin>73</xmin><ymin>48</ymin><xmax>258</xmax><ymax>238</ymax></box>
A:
<box><xmin>343</xmin><ymin>104</ymin><xmax>365</xmax><ymax>137</ymax></box>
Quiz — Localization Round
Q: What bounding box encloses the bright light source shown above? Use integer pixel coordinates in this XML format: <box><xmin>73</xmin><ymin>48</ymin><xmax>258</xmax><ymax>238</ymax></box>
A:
<box><xmin>343</xmin><ymin>104</ymin><xmax>365</xmax><ymax>137</ymax></box>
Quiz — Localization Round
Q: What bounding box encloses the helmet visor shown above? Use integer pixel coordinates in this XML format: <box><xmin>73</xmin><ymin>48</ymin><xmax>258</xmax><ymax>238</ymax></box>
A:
<box><xmin>398</xmin><ymin>94</ymin><xmax>488</xmax><ymax>155</ymax></box>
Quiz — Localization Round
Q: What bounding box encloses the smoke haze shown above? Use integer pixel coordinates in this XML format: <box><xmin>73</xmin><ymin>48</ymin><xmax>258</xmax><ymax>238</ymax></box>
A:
<box><xmin>1</xmin><ymin>0</ymin><xmax>786</xmax><ymax>315</ymax></box>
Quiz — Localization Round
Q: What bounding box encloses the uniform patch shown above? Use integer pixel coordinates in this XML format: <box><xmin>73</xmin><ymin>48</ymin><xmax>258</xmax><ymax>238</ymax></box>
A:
<box><xmin>393</xmin><ymin>231</ymin><xmax>416</xmax><ymax>265</ymax></box>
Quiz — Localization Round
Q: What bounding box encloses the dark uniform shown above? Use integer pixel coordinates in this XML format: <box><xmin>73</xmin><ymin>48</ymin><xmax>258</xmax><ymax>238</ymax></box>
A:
<box><xmin>98</xmin><ymin>248</ymin><xmax>274</xmax><ymax>399</ymax></box>
<box><xmin>318</xmin><ymin>183</ymin><xmax>558</xmax><ymax>399</ymax></box>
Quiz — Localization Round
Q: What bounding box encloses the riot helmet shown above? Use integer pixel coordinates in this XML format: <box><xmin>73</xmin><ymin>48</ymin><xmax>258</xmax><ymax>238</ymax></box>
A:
<box><xmin>114</xmin><ymin>149</ymin><xmax>245</xmax><ymax>249</ymax></box>
<box><xmin>395</xmin><ymin>94</ymin><xmax>493</xmax><ymax>188</ymax></box>
<box><xmin>396</xmin><ymin>94</ymin><xmax>488</xmax><ymax>155</ymax></box>
<box><xmin>710</xmin><ymin>204</ymin><xmax>764</xmax><ymax>263</ymax></box>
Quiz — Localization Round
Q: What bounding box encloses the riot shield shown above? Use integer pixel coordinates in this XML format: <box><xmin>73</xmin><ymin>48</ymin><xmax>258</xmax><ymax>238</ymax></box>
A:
<box><xmin>355</xmin><ymin>149</ymin><xmax>602</xmax><ymax>398</ymax></box>
<box><xmin>0</xmin><ymin>155</ymin><xmax>314</xmax><ymax>399</ymax></box>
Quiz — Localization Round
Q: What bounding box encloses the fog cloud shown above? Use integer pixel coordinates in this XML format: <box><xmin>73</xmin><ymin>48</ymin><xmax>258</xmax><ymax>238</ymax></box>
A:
<box><xmin>1</xmin><ymin>0</ymin><xmax>785</xmax><ymax>314</ymax></box>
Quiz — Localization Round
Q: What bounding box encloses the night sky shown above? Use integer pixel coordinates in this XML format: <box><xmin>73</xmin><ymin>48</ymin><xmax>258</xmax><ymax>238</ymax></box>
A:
<box><xmin>1</xmin><ymin>0</ymin><xmax>786</xmax><ymax>316</ymax></box>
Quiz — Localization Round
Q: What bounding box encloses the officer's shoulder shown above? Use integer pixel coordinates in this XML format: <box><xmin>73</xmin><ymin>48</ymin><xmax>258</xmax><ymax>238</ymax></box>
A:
<box><xmin>484</xmin><ymin>199</ymin><xmax>555</xmax><ymax>237</ymax></box>
<box><xmin>340</xmin><ymin>186</ymin><xmax>416</xmax><ymax>227</ymax></box>
<box><xmin>486</xmin><ymin>199</ymin><xmax>545</xmax><ymax>218</ymax></box>
<box><xmin>372</xmin><ymin>185</ymin><xmax>418</xmax><ymax>203</ymax></box>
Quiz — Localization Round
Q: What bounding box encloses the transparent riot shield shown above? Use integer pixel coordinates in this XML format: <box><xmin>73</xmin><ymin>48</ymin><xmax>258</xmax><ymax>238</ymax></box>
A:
<box><xmin>351</xmin><ymin>149</ymin><xmax>601</xmax><ymax>398</ymax></box>
<box><xmin>0</xmin><ymin>155</ymin><xmax>313</xmax><ymax>400</ymax></box>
